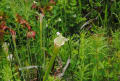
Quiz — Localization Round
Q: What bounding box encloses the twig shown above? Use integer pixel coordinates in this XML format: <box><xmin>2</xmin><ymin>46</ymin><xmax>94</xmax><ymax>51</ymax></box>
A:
<box><xmin>19</xmin><ymin>66</ymin><xmax>41</xmax><ymax>71</ymax></box>
<box><xmin>57</xmin><ymin>57</ymin><xmax>71</xmax><ymax>78</ymax></box>
<box><xmin>30</xmin><ymin>78</ymin><xmax>37</xmax><ymax>81</ymax></box>
<box><xmin>84</xmin><ymin>11</ymin><xmax>92</xmax><ymax>18</ymax></box>
<box><xmin>80</xmin><ymin>19</ymin><xmax>94</xmax><ymax>30</ymax></box>
<box><xmin>80</xmin><ymin>0</ymin><xmax>104</xmax><ymax>30</ymax></box>
<box><xmin>80</xmin><ymin>10</ymin><xmax>102</xmax><ymax>30</ymax></box>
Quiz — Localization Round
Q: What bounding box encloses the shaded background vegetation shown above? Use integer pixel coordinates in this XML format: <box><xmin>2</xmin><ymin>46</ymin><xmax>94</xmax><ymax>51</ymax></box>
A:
<box><xmin>0</xmin><ymin>0</ymin><xmax>120</xmax><ymax>81</ymax></box>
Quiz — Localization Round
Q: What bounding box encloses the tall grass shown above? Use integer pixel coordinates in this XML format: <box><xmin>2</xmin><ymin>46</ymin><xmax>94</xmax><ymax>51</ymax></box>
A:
<box><xmin>0</xmin><ymin>0</ymin><xmax>120</xmax><ymax>81</ymax></box>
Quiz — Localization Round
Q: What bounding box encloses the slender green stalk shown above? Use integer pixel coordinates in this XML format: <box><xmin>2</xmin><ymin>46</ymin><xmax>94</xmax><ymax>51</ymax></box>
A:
<box><xmin>43</xmin><ymin>46</ymin><xmax>59</xmax><ymax>81</ymax></box>
<box><xmin>104</xmin><ymin>4</ymin><xmax>108</xmax><ymax>28</ymax></box>
<box><xmin>40</xmin><ymin>17</ymin><xmax>43</xmax><ymax>54</ymax></box>
<box><xmin>12</xmin><ymin>36</ymin><xmax>21</xmax><ymax>66</ymax></box>
<box><xmin>89</xmin><ymin>0</ymin><xmax>93</xmax><ymax>7</ymax></box>
<box><xmin>12</xmin><ymin>35</ymin><xmax>25</xmax><ymax>81</ymax></box>
<box><xmin>79</xmin><ymin>0</ymin><xmax>82</xmax><ymax>14</ymax></box>
<box><xmin>39</xmin><ymin>14</ymin><xmax>45</xmax><ymax>66</ymax></box>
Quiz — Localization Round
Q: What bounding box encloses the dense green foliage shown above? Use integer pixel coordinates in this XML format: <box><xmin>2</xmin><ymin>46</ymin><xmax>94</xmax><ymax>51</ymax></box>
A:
<box><xmin>0</xmin><ymin>0</ymin><xmax>120</xmax><ymax>81</ymax></box>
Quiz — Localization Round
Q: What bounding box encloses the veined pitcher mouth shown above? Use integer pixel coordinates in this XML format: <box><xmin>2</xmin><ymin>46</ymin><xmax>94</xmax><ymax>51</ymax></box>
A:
<box><xmin>54</xmin><ymin>32</ymin><xmax>69</xmax><ymax>47</ymax></box>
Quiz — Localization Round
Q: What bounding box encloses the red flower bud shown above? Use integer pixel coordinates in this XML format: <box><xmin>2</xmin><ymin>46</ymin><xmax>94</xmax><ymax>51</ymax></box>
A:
<box><xmin>26</xmin><ymin>23</ymin><xmax>31</xmax><ymax>30</ymax></box>
<box><xmin>8</xmin><ymin>28</ymin><xmax>16</xmax><ymax>41</ymax></box>
<box><xmin>49</xmin><ymin>0</ymin><xmax>56</xmax><ymax>5</ymax></box>
<box><xmin>0</xmin><ymin>16</ymin><xmax>3</xmax><ymax>20</ymax></box>
<box><xmin>0</xmin><ymin>21</ymin><xmax>8</xmax><ymax>30</ymax></box>
<box><xmin>40</xmin><ymin>8</ymin><xmax>45</xmax><ymax>15</ymax></box>
<box><xmin>0</xmin><ymin>21</ymin><xmax>16</xmax><ymax>41</ymax></box>
<box><xmin>46</xmin><ymin>6</ymin><xmax>53</xmax><ymax>11</ymax></box>
<box><xmin>9</xmin><ymin>29</ymin><xmax>16</xmax><ymax>35</ymax></box>
<box><xmin>32</xmin><ymin>3</ymin><xmax>37</xmax><ymax>9</ymax></box>
<box><xmin>16</xmin><ymin>14</ymin><xmax>31</xmax><ymax>31</ymax></box>
<box><xmin>27</xmin><ymin>30</ymin><xmax>36</xmax><ymax>39</ymax></box>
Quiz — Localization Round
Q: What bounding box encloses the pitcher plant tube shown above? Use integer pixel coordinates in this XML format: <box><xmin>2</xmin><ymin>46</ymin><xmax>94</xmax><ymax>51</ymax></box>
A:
<box><xmin>43</xmin><ymin>32</ymin><xmax>69</xmax><ymax>81</ymax></box>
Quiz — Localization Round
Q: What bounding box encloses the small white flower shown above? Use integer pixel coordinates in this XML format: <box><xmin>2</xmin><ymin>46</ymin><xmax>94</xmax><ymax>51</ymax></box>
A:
<box><xmin>54</xmin><ymin>32</ymin><xmax>69</xmax><ymax>47</ymax></box>
<box><xmin>7</xmin><ymin>54</ymin><xmax>13</xmax><ymax>61</ymax></box>
<box><xmin>73</xmin><ymin>14</ymin><xmax>76</xmax><ymax>18</ymax></box>
<box><xmin>46</xmin><ymin>24</ymin><xmax>48</xmax><ymax>27</ymax></box>
<box><xmin>55</xmin><ymin>18</ymin><xmax>62</xmax><ymax>22</ymax></box>
<box><xmin>56</xmin><ymin>32</ymin><xmax>60</xmax><ymax>36</ymax></box>
<box><xmin>33</xmin><ymin>1</ymin><xmax>37</xmax><ymax>4</ymax></box>
<box><xmin>2</xmin><ymin>42</ymin><xmax>9</xmax><ymax>54</ymax></box>
<box><xmin>6</xmin><ymin>6</ymin><xmax>10</xmax><ymax>9</ymax></box>
<box><xmin>58</xmin><ymin>18</ymin><xmax>62</xmax><ymax>22</ymax></box>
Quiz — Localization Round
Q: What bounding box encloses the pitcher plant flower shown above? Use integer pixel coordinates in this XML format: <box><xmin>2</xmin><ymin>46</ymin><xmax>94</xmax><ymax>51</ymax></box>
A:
<box><xmin>0</xmin><ymin>21</ymin><xmax>8</xmax><ymax>30</ymax></box>
<box><xmin>54</xmin><ymin>32</ymin><xmax>69</xmax><ymax>48</ymax></box>
<box><xmin>16</xmin><ymin>14</ymin><xmax>36</xmax><ymax>39</ymax></box>
<box><xmin>9</xmin><ymin>28</ymin><xmax>16</xmax><ymax>41</ymax></box>
<box><xmin>49</xmin><ymin>0</ymin><xmax>56</xmax><ymax>5</ymax></box>
<box><xmin>27</xmin><ymin>30</ymin><xmax>36</xmax><ymax>39</ymax></box>
<box><xmin>0</xmin><ymin>21</ymin><xmax>16</xmax><ymax>41</ymax></box>
<box><xmin>16</xmin><ymin>14</ymin><xmax>31</xmax><ymax>30</ymax></box>
<box><xmin>43</xmin><ymin>32</ymin><xmax>69</xmax><ymax>81</ymax></box>
<box><xmin>46</xmin><ymin>6</ymin><xmax>53</xmax><ymax>11</ymax></box>
<box><xmin>0</xmin><ymin>21</ymin><xmax>9</xmax><ymax>42</ymax></box>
